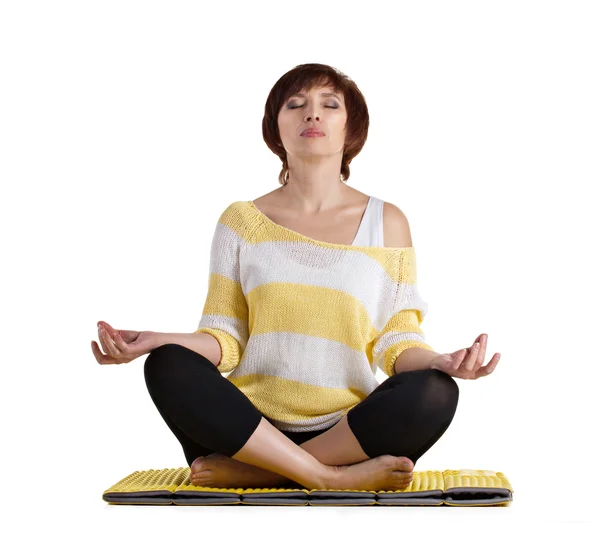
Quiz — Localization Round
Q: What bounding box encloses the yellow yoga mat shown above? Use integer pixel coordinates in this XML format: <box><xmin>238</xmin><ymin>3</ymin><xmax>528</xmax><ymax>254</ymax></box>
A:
<box><xmin>102</xmin><ymin>467</ymin><xmax>513</xmax><ymax>506</ymax></box>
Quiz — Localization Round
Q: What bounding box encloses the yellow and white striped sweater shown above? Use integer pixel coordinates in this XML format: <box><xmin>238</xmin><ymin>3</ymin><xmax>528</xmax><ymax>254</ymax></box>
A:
<box><xmin>195</xmin><ymin>201</ymin><xmax>434</xmax><ymax>432</ymax></box>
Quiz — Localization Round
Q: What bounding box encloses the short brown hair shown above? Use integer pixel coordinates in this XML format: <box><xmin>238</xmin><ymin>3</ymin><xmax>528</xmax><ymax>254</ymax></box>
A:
<box><xmin>262</xmin><ymin>63</ymin><xmax>370</xmax><ymax>185</ymax></box>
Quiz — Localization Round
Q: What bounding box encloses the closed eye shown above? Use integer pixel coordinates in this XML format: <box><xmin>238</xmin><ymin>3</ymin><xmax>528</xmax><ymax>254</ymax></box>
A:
<box><xmin>288</xmin><ymin>105</ymin><xmax>338</xmax><ymax>109</ymax></box>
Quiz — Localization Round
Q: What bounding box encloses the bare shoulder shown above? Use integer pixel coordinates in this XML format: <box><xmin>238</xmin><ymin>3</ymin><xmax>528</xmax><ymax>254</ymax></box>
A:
<box><xmin>382</xmin><ymin>201</ymin><xmax>413</xmax><ymax>248</ymax></box>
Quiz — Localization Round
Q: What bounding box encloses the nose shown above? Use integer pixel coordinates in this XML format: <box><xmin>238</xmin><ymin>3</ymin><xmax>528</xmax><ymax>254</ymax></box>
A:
<box><xmin>304</xmin><ymin>114</ymin><xmax>320</xmax><ymax>122</ymax></box>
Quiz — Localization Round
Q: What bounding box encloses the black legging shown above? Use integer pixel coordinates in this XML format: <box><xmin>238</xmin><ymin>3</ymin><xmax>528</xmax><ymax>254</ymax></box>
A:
<box><xmin>143</xmin><ymin>343</ymin><xmax>459</xmax><ymax>468</ymax></box>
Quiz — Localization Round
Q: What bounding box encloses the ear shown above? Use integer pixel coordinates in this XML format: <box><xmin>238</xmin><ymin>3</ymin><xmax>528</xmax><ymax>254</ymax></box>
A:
<box><xmin>382</xmin><ymin>202</ymin><xmax>413</xmax><ymax>248</ymax></box>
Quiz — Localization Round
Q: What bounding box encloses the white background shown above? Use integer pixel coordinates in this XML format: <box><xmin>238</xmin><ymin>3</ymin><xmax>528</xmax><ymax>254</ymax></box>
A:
<box><xmin>1</xmin><ymin>0</ymin><xmax>598</xmax><ymax>538</ymax></box>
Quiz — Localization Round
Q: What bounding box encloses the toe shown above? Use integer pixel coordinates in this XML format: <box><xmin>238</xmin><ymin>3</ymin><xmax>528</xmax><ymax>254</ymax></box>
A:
<box><xmin>191</xmin><ymin>456</ymin><xmax>206</xmax><ymax>472</ymax></box>
<box><xmin>395</xmin><ymin>457</ymin><xmax>414</xmax><ymax>471</ymax></box>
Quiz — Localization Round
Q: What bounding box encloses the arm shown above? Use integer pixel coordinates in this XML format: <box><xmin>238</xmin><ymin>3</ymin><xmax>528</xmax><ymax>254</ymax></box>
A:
<box><xmin>374</xmin><ymin>203</ymin><xmax>435</xmax><ymax>376</ymax></box>
<box><xmin>373</xmin><ymin>300</ymin><xmax>435</xmax><ymax>377</ymax></box>
<box><xmin>191</xmin><ymin>204</ymin><xmax>250</xmax><ymax>373</ymax></box>
<box><xmin>152</xmin><ymin>331</ymin><xmax>223</xmax><ymax>367</ymax></box>
<box><xmin>394</xmin><ymin>346</ymin><xmax>440</xmax><ymax>375</ymax></box>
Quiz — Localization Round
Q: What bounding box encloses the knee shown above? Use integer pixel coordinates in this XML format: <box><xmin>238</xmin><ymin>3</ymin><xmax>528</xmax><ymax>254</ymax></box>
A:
<box><xmin>432</xmin><ymin>367</ymin><xmax>458</xmax><ymax>391</ymax></box>
<box><xmin>144</xmin><ymin>343</ymin><xmax>186</xmax><ymax>382</ymax></box>
<box><xmin>412</xmin><ymin>368</ymin><xmax>460</xmax><ymax>414</ymax></box>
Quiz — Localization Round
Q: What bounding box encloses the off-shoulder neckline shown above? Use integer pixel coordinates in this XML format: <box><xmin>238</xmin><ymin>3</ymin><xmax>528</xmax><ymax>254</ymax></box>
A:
<box><xmin>245</xmin><ymin>200</ymin><xmax>414</xmax><ymax>253</ymax></box>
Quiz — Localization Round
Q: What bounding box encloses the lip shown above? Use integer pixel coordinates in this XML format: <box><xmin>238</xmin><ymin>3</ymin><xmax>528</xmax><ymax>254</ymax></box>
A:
<box><xmin>301</xmin><ymin>129</ymin><xmax>325</xmax><ymax>137</ymax></box>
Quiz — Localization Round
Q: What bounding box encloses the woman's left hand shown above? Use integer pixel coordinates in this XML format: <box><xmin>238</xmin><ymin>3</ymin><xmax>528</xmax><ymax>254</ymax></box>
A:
<box><xmin>431</xmin><ymin>333</ymin><xmax>501</xmax><ymax>380</ymax></box>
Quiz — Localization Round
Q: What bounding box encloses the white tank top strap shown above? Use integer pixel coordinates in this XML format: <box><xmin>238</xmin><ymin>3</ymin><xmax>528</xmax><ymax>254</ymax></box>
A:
<box><xmin>351</xmin><ymin>196</ymin><xmax>385</xmax><ymax>247</ymax></box>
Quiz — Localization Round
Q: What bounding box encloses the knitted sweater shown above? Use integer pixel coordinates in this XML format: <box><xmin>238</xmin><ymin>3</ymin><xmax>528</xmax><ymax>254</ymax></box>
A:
<box><xmin>195</xmin><ymin>201</ymin><xmax>434</xmax><ymax>433</ymax></box>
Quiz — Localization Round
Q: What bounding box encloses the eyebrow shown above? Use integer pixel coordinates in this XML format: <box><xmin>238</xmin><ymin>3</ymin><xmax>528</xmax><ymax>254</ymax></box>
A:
<box><xmin>289</xmin><ymin>92</ymin><xmax>342</xmax><ymax>102</ymax></box>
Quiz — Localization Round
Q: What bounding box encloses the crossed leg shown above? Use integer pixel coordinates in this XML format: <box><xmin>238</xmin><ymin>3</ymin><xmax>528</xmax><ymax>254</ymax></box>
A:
<box><xmin>147</xmin><ymin>344</ymin><xmax>459</xmax><ymax>487</ymax></box>
<box><xmin>297</xmin><ymin>414</ymin><xmax>370</xmax><ymax>466</ymax></box>
<box><xmin>190</xmin><ymin>413</ymin><xmax>371</xmax><ymax>489</ymax></box>
<box><xmin>192</xmin><ymin>368</ymin><xmax>459</xmax><ymax>487</ymax></box>
<box><xmin>299</xmin><ymin>368</ymin><xmax>460</xmax><ymax>468</ymax></box>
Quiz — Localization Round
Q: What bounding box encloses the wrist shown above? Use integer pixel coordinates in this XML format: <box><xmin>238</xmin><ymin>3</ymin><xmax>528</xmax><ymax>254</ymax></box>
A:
<box><xmin>149</xmin><ymin>331</ymin><xmax>168</xmax><ymax>349</ymax></box>
<box><xmin>394</xmin><ymin>346</ymin><xmax>439</xmax><ymax>375</ymax></box>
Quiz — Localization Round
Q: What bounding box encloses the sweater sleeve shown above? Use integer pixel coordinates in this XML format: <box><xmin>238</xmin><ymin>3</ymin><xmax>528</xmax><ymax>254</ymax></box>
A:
<box><xmin>194</xmin><ymin>207</ymin><xmax>249</xmax><ymax>374</ymax></box>
<box><xmin>373</xmin><ymin>248</ymin><xmax>434</xmax><ymax>378</ymax></box>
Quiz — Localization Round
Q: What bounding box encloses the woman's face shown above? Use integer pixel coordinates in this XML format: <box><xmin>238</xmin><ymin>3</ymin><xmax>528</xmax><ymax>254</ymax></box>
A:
<box><xmin>277</xmin><ymin>85</ymin><xmax>348</xmax><ymax>161</ymax></box>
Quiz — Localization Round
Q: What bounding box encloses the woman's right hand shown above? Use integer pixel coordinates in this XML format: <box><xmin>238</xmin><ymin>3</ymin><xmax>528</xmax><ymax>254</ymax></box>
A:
<box><xmin>92</xmin><ymin>321</ymin><xmax>157</xmax><ymax>365</ymax></box>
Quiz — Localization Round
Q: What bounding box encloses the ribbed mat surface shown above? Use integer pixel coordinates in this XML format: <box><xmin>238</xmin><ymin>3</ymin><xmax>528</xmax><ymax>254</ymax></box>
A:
<box><xmin>102</xmin><ymin>467</ymin><xmax>513</xmax><ymax>506</ymax></box>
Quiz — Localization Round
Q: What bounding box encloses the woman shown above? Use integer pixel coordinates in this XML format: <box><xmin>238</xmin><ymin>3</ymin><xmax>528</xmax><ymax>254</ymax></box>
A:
<box><xmin>91</xmin><ymin>63</ymin><xmax>501</xmax><ymax>492</ymax></box>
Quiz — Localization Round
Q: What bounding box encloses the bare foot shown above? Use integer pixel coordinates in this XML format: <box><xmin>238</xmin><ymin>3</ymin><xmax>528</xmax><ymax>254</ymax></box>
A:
<box><xmin>189</xmin><ymin>453</ymin><xmax>293</xmax><ymax>489</ymax></box>
<box><xmin>327</xmin><ymin>455</ymin><xmax>415</xmax><ymax>491</ymax></box>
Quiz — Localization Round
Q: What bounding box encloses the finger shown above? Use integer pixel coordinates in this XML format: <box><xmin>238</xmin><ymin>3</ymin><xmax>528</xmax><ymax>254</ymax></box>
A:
<box><xmin>466</xmin><ymin>333</ymin><xmax>486</xmax><ymax>372</ymax></box>
<box><xmin>98</xmin><ymin>328</ymin><xmax>113</xmax><ymax>356</ymax></box>
<box><xmin>473</xmin><ymin>333</ymin><xmax>487</xmax><ymax>371</ymax></box>
<box><xmin>98</xmin><ymin>321</ymin><xmax>115</xmax><ymax>334</ymax></box>
<box><xmin>451</xmin><ymin>349</ymin><xmax>469</xmax><ymax>370</ymax></box>
<box><xmin>97</xmin><ymin>325</ymin><xmax>109</xmax><ymax>350</ymax></box>
<box><xmin>475</xmin><ymin>352</ymin><xmax>501</xmax><ymax>379</ymax></box>
<box><xmin>97</xmin><ymin>330</ymin><xmax>109</xmax><ymax>355</ymax></box>
<box><xmin>112</xmin><ymin>332</ymin><xmax>131</xmax><ymax>355</ymax></box>
<box><xmin>98</xmin><ymin>322</ymin><xmax>120</xmax><ymax>347</ymax></box>
<box><xmin>91</xmin><ymin>340</ymin><xmax>117</xmax><ymax>365</ymax></box>
<box><xmin>100</xmin><ymin>328</ymin><xmax>121</xmax><ymax>358</ymax></box>
<box><xmin>464</xmin><ymin>341</ymin><xmax>481</xmax><ymax>372</ymax></box>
